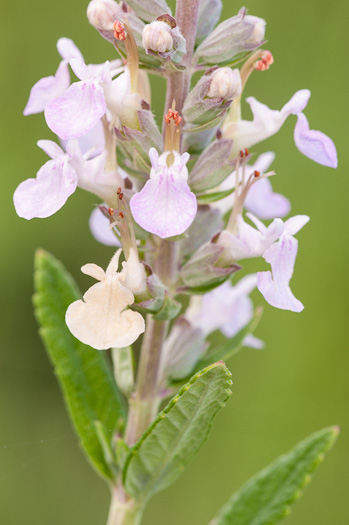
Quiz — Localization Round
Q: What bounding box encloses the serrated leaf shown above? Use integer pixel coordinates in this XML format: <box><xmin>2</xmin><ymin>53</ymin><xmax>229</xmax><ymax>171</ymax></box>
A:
<box><xmin>33</xmin><ymin>250</ymin><xmax>127</xmax><ymax>481</ymax></box>
<box><xmin>123</xmin><ymin>362</ymin><xmax>232</xmax><ymax>502</ymax></box>
<box><xmin>210</xmin><ymin>426</ymin><xmax>339</xmax><ymax>525</ymax></box>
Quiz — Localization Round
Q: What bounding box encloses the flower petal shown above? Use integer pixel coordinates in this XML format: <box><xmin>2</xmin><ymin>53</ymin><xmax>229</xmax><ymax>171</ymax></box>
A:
<box><xmin>45</xmin><ymin>79</ymin><xmax>106</xmax><ymax>139</ymax></box>
<box><xmin>284</xmin><ymin>214</ymin><xmax>310</xmax><ymax>236</ymax></box>
<box><xmin>57</xmin><ymin>37</ymin><xmax>84</xmax><ymax>62</ymax></box>
<box><xmin>281</xmin><ymin>89</ymin><xmax>310</xmax><ymax>116</ymax></box>
<box><xmin>13</xmin><ymin>159</ymin><xmax>77</xmax><ymax>219</ymax></box>
<box><xmin>294</xmin><ymin>112</ymin><xmax>338</xmax><ymax>168</ymax></box>
<box><xmin>257</xmin><ymin>235</ymin><xmax>304</xmax><ymax>312</ymax></box>
<box><xmin>121</xmin><ymin>248</ymin><xmax>148</xmax><ymax>296</ymax></box>
<box><xmin>130</xmin><ymin>174</ymin><xmax>197</xmax><ymax>239</ymax></box>
<box><xmin>243</xmin><ymin>334</ymin><xmax>264</xmax><ymax>349</ymax></box>
<box><xmin>69</xmin><ymin>58</ymin><xmax>90</xmax><ymax>81</ymax></box>
<box><xmin>37</xmin><ymin>139</ymin><xmax>65</xmax><ymax>160</ymax></box>
<box><xmin>23</xmin><ymin>61</ymin><xmax>70</xmax><ymax>116</ymax></box>
<box><xmin>60</xmin><ymin>120</ymin><xmax>105</xmax><ymax>157</ymax></box>
<box><xmin>223</xmin><ymin>90</ymin><xmax>310</xmax><ymax>156</ymax></box>
<box><xmin>245</xmin><ymin>177</ymin><xmax>291</xmax><ymax>219</ymax></box>
<box><xmin>89</xmin><ymin>207</ymin><xmax>120</xmax><ymax>246</ymax></box>
<box><xmin>65</xmin><ymin>276</ymin><xmax>145</xmax><ymax>350</ymax></box>
<box><xmin>81</xmin><ymin>263</ymin><xmax>106</xmax><ymax>281</ymax></box>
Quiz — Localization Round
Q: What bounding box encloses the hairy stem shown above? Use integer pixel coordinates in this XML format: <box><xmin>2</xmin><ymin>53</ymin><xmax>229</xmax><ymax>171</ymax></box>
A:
<box><xmin>125</xmin><ymin>317</ymin><xmax>168</xmax><ymax>446</ymax></box>
<box><xmin>164</xmin><ymin>0</ymin><xmax>200</xmax><ymax>127</ymax></box>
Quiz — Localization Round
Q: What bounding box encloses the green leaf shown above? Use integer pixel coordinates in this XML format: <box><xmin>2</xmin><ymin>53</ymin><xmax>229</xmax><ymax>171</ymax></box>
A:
<box><xmin>210</xmin><ymin>426</ymin><xmax>339</xmax><ymax>525</ymax></box>
<box><xmin>153</xmin><ymin>291</ymin><xmax>182</xmax><ymax>321</ymax></box>
<box><xmin>183</xmin><ymin>111</ymin><xmax>227</xmax><ymax>133</ymax></box>
<box><xmin>197</xmin><ymin>186</ymin><xmax>235</xmax><ymax>204</ymax></box>
<box><xmin>123</xmin><ymin>362</ymin><xmax>232</xmax><ymax>502</ymax></box>
<box><xmin>33</xmin><ymin>249</ymin><xmax>127</xmax><ymax>481</ymax></box>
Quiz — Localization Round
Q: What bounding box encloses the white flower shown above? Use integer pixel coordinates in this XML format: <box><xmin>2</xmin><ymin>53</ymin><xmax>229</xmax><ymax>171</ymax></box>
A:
<box><xmin>66</xmin><ymin>250</ymin><xmax>145</xmax><ymax>350</ymax></box>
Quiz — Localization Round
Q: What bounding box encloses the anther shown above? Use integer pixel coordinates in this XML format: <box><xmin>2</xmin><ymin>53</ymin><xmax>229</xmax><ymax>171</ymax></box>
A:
<box><xmin>119</xmin><ymin>211</ymin><xmax>124</xmax><ymax>219</ymax></box>
<box><xmin>165</xmin><ymin>115</ymin><xmax>171</xmax><ymax>125</ymax></box>
<box><xmin>117</xmin><ymin>187</ymin><xmax>122</xmax><ymax>195</ymax></box>
<box><xmin>239</xmin><ymin>150</ymin><xmax>245</xmax><ymax>158</ymax></box>
<box><xmin>254</xmin><ymin>170</ymin><xmax>260</xmax><ymax>177</ymax></box>
<box><xmin>108</xmin><ymin>207</ymin><xmax>114</xmax><ymax>216</ymax></box>
<box><xmin>175</xmin><ymin>116</ymin><xmax>182</xmax><ymax>126</ymax></box>
<box><xmin>254</xmin><ymin>50</ymin><xmax>274</xmax><ymax>71</ymax></box>
<box><xmin>244</xmin><ymin>148</ymin><xmax>249</xmax><ymax>156</ymax></box>
<box><xmin>173</xmin><ymin>111</ymin><xmax>178</xmax><ymax>119</ymax></box>
<box><xmin>119</xmin><ymin>192</ymin><xmax>124</xmax><ymax>200</ymax></box>
<box><xmin>113</xmin><ymin>20</ymin><xmax>127</xmax><ymax>41</ymax></box>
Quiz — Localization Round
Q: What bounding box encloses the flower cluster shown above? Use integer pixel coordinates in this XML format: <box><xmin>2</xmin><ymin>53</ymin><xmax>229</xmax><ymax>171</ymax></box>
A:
<box><xmin>16</xmin><ymin>1</ymin><xmax>337</xmax><ymax>383</ymax></box>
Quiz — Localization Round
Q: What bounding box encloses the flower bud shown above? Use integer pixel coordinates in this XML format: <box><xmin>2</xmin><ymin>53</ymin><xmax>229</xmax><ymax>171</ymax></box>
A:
<box><xmin>142</xmin><ymin>14</ymin><xmax>186</xmax><ymax>63</ymax></box>
<box><xmin>245</xmin><ymin>15</ymin><xmax>266</xmax><ymax>44</ymax></box>
<box><xmin>207</xmin><ymin>68</ymin><xmax>242</xmax><ymax>100</ymax></box>
<box><xmin>142</xmin><ymin>20</ymin><xmax>174</xmax><ymax>53</ymax></box>
<box><xmin>195</xmin><ymin>8</ymin><xmax>266</xmax><ymax>65</ymax></box>
<box><xmin>87</xmin><ymin>0</ymin><xmax>122</xmax><ymax>31</ymax></box>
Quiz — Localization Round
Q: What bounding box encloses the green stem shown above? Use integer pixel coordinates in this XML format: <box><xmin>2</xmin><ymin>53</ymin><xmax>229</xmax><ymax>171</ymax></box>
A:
<box><xmin>107</xmin><ymin>485</ymin><xmax>143</xmax><ymax>525</ymax></box>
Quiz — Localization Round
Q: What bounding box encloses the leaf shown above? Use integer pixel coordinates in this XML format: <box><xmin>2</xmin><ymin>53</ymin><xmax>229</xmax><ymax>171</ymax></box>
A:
<box><xmin>153</xmin><ymin>291</ymin><xmax>182</xmax><ymax>321</ymax></box>
<box><xmin>183</xmin><ymin>111</ymin><xmax>227</xmax><ymax>133</ymax></box>
<box><xmin>209</xmin><ymin>426</ymin><xmax>339</xmax><ymax>525</ymax></box>
<box><xmin>197</xmin><ymin>186</ymin><xmax>235</xmax><ymax>204</ymax></box>
<box><xmin>123</xmin><ymin>362</ymin><xmax>232</xmax><ymax>502</ymax></box>
<box><xmin>33</xmin><ymin>249</ymin><xmax>127</xmax><ymax>481</ymax></box>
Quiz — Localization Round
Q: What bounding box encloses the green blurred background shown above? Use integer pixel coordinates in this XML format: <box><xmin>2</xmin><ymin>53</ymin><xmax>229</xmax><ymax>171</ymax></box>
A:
<box><xmin>1</xmin><ymin>0</ymin><xmax>348</xmax><ymax>523</ymax></box>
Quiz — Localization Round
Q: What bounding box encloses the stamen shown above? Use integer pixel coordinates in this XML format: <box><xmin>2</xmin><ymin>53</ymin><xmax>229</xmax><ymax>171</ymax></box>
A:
<box><xmin>254</xmin><ymin>50</ymin><xmax>274</xmax><ymax>71</ymax></box>
<box><xmin>117</xmin><ymin>187</ymin><xmax>122</xmax><ymax>195</ymax></box>
<box><xmin>119</xmin><ymin>211</ymin><xmax>124</xmax><ymax>219</ymax></box>
<box><xmin>113</xmin><ymin>19</ymin><xmax>139</xmax><ymax>94</ymax></box>
<box><xmin>113</xmin><ymin>20</ymin><xmax>127</xmax><ymax>41</ymax></box>
<box><xmin>119</xmin><ymin>192</ymin><xmax>124</xmax><ymax>200</ymax></box>
<box><xmin>108</xmin><ymin>207</ymin><xmax>114</xmax><ymax>216</ymax></box>
<box><xmin>164</xmin><ymin>101</ymin><xmax>182</xmax><ymax>154</ymax></box>
<box><xmin>254</xmin><ymin>170</ymin><xmax>260</xmax><ymax>178</ymax></box>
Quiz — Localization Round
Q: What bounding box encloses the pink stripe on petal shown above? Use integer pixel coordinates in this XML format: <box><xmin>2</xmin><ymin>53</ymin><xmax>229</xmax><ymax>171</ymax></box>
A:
<box><xmin>294</xmin><ymin>113</ymin><xmax>338</xmax><ymax>168</ymax></box>
<box><xmin>45</xmin><ymin>79</ymin><xmax>106</xmax><ymax>139</ymax></box>
<box><xmin>14</xmin><ymin>159</ymin><xmax>77</xmax><ymax>219</ymax></box>
<box><xmin>130</xmin><ymin>175</ymin><xmax>197</xmax><ymax>239</ymax></box>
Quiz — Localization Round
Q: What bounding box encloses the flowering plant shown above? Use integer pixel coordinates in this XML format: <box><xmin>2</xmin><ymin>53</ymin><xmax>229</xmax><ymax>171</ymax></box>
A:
<box><xmin>15</xmin><ymin>0</ymin><xmax>339</xmax><ymax>523</ymax></box>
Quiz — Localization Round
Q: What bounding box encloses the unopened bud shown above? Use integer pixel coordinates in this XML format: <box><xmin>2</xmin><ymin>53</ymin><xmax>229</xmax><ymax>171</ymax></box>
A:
<box><xmin>194</xmin><ymin>8</ymin><xmax>266</xmax><ymax>65</ymax></box>
<box><xmin>87</xmin><ymin>0</ymin><xmax>122</xmax><ymax>31</ymax></box>
<box><xmin>244</xmin><ymin>15</ymin><xmax>266</xmax><ymax>45</ymax></box>
<box><xmin>207</xmin><ymin>68</ymin><xmax>241</xmax><ymax>100</ymax></box>
<box><xmin>142</xmin><ymin>20</ymin><xmax>174</xmax><ymax>53</ymax></box>
<box><xmin>142</xmin><ymin>14</ymin><xmax>186</xmax><ymax>63</ymax></box>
